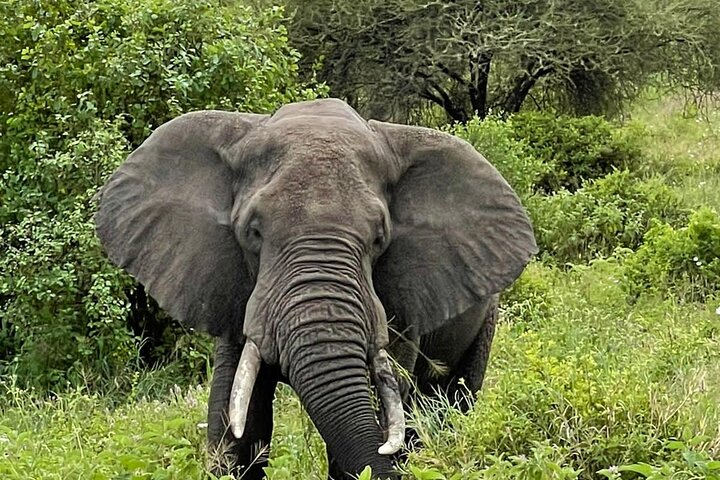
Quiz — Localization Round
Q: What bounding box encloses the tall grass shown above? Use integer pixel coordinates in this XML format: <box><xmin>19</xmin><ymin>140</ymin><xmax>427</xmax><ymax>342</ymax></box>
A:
<box><xmin>631</xmin><ymin>94</ymin><xmax>720</xmax><ymax>211</ymax></box>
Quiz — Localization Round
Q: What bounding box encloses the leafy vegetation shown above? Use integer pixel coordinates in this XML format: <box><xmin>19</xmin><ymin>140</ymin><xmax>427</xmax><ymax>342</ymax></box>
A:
<box><xmin>623</xmin><ymin>208</ymin><xmax>720</xmax><ymax>301</ymax></box>
<box><xmin>507</xmin><ymin>113</ymin><xmax>644</xmax><ymax>193</ymax></box>
<box><xmin>2</xmin><ymin>256</ymin><xmax>718</xmax><ymax>479</ymax></box>
<box><xmin>528</xmin><ymin>171</ymin><xmax>688</xmax><ymax>264</ymax></box>
<box><xmin>1</xmin><ymin>1</ymin><xmax>719</xmax><ymax>479</ymax></box>
<box><xmin>0</xmin><ymin>0</ymin><xmax>323</xmax><ymax>391</ymax></box>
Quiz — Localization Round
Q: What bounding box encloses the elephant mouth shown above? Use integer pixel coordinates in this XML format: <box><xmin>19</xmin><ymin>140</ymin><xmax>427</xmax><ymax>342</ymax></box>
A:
<box><xmin>226</xmin><ymin>339</ymin><xmax>406</xmax><ymax>455</ymax></box>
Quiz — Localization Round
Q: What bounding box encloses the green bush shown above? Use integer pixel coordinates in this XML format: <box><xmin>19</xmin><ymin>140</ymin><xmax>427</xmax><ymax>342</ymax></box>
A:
<box><xmin>0</xmin><ymin>1</ymin><xmax>320</xmax><ymax>164</ymax></box>
<box><xmin>529</xmin><ymin>171</ymin><xmax>688</xmax><ymax>264</ymax></box>
<box><xmin>500</xmin><ymin>261</ymin><xmax>559</xmax><ymax>328</ymax></box>
<box><xmin>447</xmin><ymin>117</ymin><xmax>549</xmax><ymax>198</ymax></box>
<box><xmin>509</xmin><ymin>112</ymin><xmax>644</xmax><ymax>193</ymax></box>
<box><xmin>623</xmin><ymin>208</ymin><xmax>720</xmax><ymax>301</ymax></box>
<box><xmin>0</xmin><ymin>121</ymin><xmax>136</xmax><ymax>389</ymax></box>
<box><xmin>599</xmin><ymin>440</ymin><xmax>720</xmax><ymax>479</ymax></box>
<box><xmin>0</xmin><ymin>0</ymin><xmax>322</xmax><ymax>392</ymax></box>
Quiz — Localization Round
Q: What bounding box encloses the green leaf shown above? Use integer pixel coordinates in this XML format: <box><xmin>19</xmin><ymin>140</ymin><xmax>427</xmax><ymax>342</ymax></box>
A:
<box><xmin>618</xmin><ymin>463</ymin><xmax>655</xmax><ymax>477</ymax></box>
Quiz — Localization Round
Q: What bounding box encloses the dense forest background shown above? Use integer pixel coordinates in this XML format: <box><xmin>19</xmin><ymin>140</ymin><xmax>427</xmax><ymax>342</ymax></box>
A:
<box><xmin>1</xmin><ymin>1</ymin><xmax>719</xmax><ymax>478</ymax></box>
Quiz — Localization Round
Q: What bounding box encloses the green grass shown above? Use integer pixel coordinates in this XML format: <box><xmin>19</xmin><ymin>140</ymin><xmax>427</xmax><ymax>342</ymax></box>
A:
<box><xmin>2</xmin><ymin>95</ymin><xmax>720</xmax><ymax>479</ymax></box>
<box><xmin>407</xmin><ymin>260</ymin><xmax>720</xmax><ymax>479</ymax></box>
<box><xmin>630</xmin><ymin>93</ymin><xmax>720</xmax><ymax>211</ymax></box>
<box><xmin>2</xmin><ymin>260</ymin><xmax>718</xmax><ymax>479</ymax></box>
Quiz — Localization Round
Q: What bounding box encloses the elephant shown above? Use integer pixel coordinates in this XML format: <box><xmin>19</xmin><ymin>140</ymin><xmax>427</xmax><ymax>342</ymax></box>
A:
<box><xmin>94</xmin><ymin>98</ymin><xmax>537</xmax><ymax>479</ymax></box>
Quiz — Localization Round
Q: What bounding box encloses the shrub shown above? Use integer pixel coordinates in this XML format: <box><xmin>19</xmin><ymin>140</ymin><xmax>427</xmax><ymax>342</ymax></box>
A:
<box><xmin>0</xmin><ymin>0</ymin><xmax>322</xmax><ymax>391</ymax></box>
<box><xmin>0</xmin><ymin>1</ymin><xmax>321</xmax><ymax>165</ymax></box>
<box><xmin>447</xmin><ymin>117</ymin><xmax>549</xmax><ymax>198</ymax></box>
<box><xmin>529</xmin><ymin>171</ymin><xmax>688</xmax><ymax>264</ymax></box>
<box><xmin>509</xmin><ymin>112</ymin><xmax>644</xmax><ymax>193</ymax></box>
<box><xmin>500</xmin><ymin>261</ymin><xmax>559</xmax><ymax>328</ymax></box>
<box><xmin>623</xmin><ymin>208</ymin><xmax>720</xmax><ymax>301</ymax></box>
<box><xmin>0</xmin><ymin>121</ymin><xmax>136</xmax><ymax>389</ymax></box>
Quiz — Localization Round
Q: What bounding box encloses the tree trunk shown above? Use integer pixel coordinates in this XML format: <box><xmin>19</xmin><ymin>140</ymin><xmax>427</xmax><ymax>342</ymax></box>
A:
<box><xmin>469</xmin><ymin>53</ymin><xmax>492</xmax><ymax>119</ymax></box>
<box><xmin>502</xmin><ymin>64</ymin><xmax>553</xmax><ymax>114</ymax></box>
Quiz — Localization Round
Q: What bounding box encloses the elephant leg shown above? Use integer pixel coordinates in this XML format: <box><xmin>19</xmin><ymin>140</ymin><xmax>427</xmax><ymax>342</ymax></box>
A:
<box><xmin>444</xmin><ymin>299</ymin><xmax>498</xmax><ymax>413</ymax></box>
<box><xmin>413</xmin><ymin>296</ymin><xmax>498</xmax><ymax>413</ymax></box>
<box><xmin>327</xmin><ymin>451</ymin><xmax>348</xmax><ymax>480</ymax></box>
<box><xmin>208</xmin><ymin>338</ymin><xmax>279</xmax><ymax>479</ymax></box>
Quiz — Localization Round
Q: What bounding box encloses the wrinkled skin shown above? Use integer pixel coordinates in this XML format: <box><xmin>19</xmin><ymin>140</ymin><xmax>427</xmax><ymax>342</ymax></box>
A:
<box><xmin>95</xmin><ymin>99</ymin><xmax>537</xmax><ymax>479</ymax></box>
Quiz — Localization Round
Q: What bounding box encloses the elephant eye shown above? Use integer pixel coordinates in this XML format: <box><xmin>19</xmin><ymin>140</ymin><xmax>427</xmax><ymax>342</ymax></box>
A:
<box><xmin>243</xmin><ymin>218</ymin><xmax>263</xmax><ymax>253</ymax></box>
<box><xmin>371</xmin><ymin>211</ymin><xmax>390</xmax><ymax>255</ymax></box>
<box><xmin>373</xmin><ymin>234</ymin><xmax>384</xmax><ymax>248</ymax></box>
<box><xmin>372</xmin><ymin>229</ymin><xmax>387</xmax><ymax>255</ymax></box>
<box><xmin>248</xmin><ymin>227</ymin><xmax>262</xmax><ymax>241</ymax></box>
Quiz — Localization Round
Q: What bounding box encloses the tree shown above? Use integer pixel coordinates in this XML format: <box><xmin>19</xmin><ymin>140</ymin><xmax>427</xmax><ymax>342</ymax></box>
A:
<box><xmin>287</xmin><ymin>0</ymin><xmax>720</xmax><ymax>122</ymax></box>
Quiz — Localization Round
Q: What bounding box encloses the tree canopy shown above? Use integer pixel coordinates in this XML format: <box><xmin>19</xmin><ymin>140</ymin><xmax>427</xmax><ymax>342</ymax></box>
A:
<box><xmin>288</xmin><ymin>0</ymin><xmax>720</xmax><ymax>122</ymax></box>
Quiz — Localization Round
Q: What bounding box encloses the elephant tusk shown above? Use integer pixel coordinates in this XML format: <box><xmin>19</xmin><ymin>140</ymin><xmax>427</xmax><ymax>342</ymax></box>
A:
<box><xmin>372</xmin><ymin>349</ymin><xmax>405</xmax><ymax>455</ymax></box>
<box><xmin>228</xmin><ymin>339</ymin><xmax>262</xmax><ymax>439</ymax></box>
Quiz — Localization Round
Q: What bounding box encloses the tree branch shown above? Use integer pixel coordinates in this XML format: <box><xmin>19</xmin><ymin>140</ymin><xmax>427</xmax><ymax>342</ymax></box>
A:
<box><xmin>417</xmin><ymin>72</ymin><xmax>468</xmax><ymax>122</ymax></box>
<box><xmin>502</xmin><ymin>63</ymin><xmax>554</xmax><ymax>114</ymax></box>
<box><xmin>437</xmin><ymin>62</ymin><xmax>469</xmax><ymax>87</ymax></box>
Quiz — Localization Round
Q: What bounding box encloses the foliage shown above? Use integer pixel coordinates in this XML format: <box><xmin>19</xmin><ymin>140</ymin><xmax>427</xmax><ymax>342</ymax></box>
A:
<box><xmin>508</xmin><ymin>112</ymin><xmax>644</xmax><ymax>193</ymax></box>
<box><xmin>0</xmin><ymin>381</ymin><xmax>211</xmax><ymax>479</ymax></box>
<box><xmin>623</xmin><ymin>208</ymin><xmax>720</xmax><ymax>301</ymax></box>
<box><xmin>286</xmin><ymin>0</ymin><xmax>720</xmax><ymax>122</ymax></box>
<box><xmin>449</xmin><ymin>112</ymin><xmax>644</xmax><ymax>199</ymax></box>
<box><xmin>629</xmin><ymin>92</ymin><xmax>720</xmax><ymax>212</ymax></box>
<box><xmin>0</xmin><ymin>0</ymin><xmax>322</xmax><ymax>392</ymax></box>
<box><xmin>447</xmin><ymin>117</ymin><xmax>548</xmax><ymax>197</ymax></box>
<box><xmin>0</xmin><ymin>0</ymin><xmax>320</xmax><ymax>165</ymax></box>
<box><xmin>599</xmin><ymin>439</ymin><xmax>720</xmax><ymax>479</ymax></box>
<box><xmin>0</xmin><ymin>120</ymin><xmax>137</xmax><ymax>389</ymax></box>
<box><xmin>500</xmin><ymin>261</ymin><xmax>558</xmax><ymax>328</ymax></box>
<box><xmin>529</xmin><ymin>171</ymin><xmax>688</xmax><ymax>264</ymax></box>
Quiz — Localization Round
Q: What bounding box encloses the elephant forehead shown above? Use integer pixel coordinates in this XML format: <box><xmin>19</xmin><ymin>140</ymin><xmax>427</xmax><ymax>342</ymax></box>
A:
<box><xmin>263</xmin><ymin>153</ymin><xmax>379</xmax><ymax>222</ymax></box>
<box><xmin>258</xmin><ymin>119</ymin><xmax>386</xmax><ymax>185</ymax></box>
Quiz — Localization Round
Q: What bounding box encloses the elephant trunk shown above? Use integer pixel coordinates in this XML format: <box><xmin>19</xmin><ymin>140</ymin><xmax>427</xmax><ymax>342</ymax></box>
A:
<box><xmin>241</xmin><ymin>236</ymin><xmax>402</xmax><ymax>478</ymax></box>
<box><xmin>285</xmin><ymin>317</ymin><xmax>396</xmax><ymax>479</ymax></box>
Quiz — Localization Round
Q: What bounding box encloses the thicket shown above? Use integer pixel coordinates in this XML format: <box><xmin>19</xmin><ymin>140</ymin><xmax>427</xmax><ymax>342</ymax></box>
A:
<box><xmin>449</xmin><ymin>114</ymin><xmax>691</xmax><ymax>265</ymax></box>
<box><xmin>0</xmin><ymin>0</ymin><xmax>322</xmax><ymax>391</ymax></box>
<box><xmin>623</xmin><ymin>208</ymin><xmax>720</xmax><ymax>301</ymax></box>
<box><xmin>286</xmin><ymin>0</ymin><xmax>720</xmax><ymax>122</ymax></box>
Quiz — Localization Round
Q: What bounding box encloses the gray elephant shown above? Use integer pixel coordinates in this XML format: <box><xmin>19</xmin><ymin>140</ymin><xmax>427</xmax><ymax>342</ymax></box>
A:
<box><xmin>94</xmin><ymin>99</ymin><xmax>537</xmax><ymax>479</ymax></box>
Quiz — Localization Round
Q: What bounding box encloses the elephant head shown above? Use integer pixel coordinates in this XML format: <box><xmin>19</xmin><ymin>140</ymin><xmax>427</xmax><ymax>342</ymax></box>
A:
<box><xmin>94</xmin><ymin>99</ymin><xmax>536</xmax><ymax>478</ymax></box>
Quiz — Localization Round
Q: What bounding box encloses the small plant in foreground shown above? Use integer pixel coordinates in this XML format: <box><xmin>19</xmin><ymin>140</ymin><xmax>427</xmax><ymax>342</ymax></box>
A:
<box><xmin>623</xmin><ymin>207</ymin><xmax>720</xmax><ymax>301</ymax></box>
<box><xmin>598</xmin><ymin>439</ymin><xmax>720</xmax><ymax>479</ymax></box>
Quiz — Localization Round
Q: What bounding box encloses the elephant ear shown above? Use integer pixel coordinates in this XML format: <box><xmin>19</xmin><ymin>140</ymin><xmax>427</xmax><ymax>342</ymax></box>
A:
<box><xmin>95</xmin><ymin>111</ymin><xmax>267</xmax><ymax>338</ymax></box>
<box><xmin>371</xmin><ymin>121</ymin><xmax>538</xmax><ymax>337</ymax></box>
